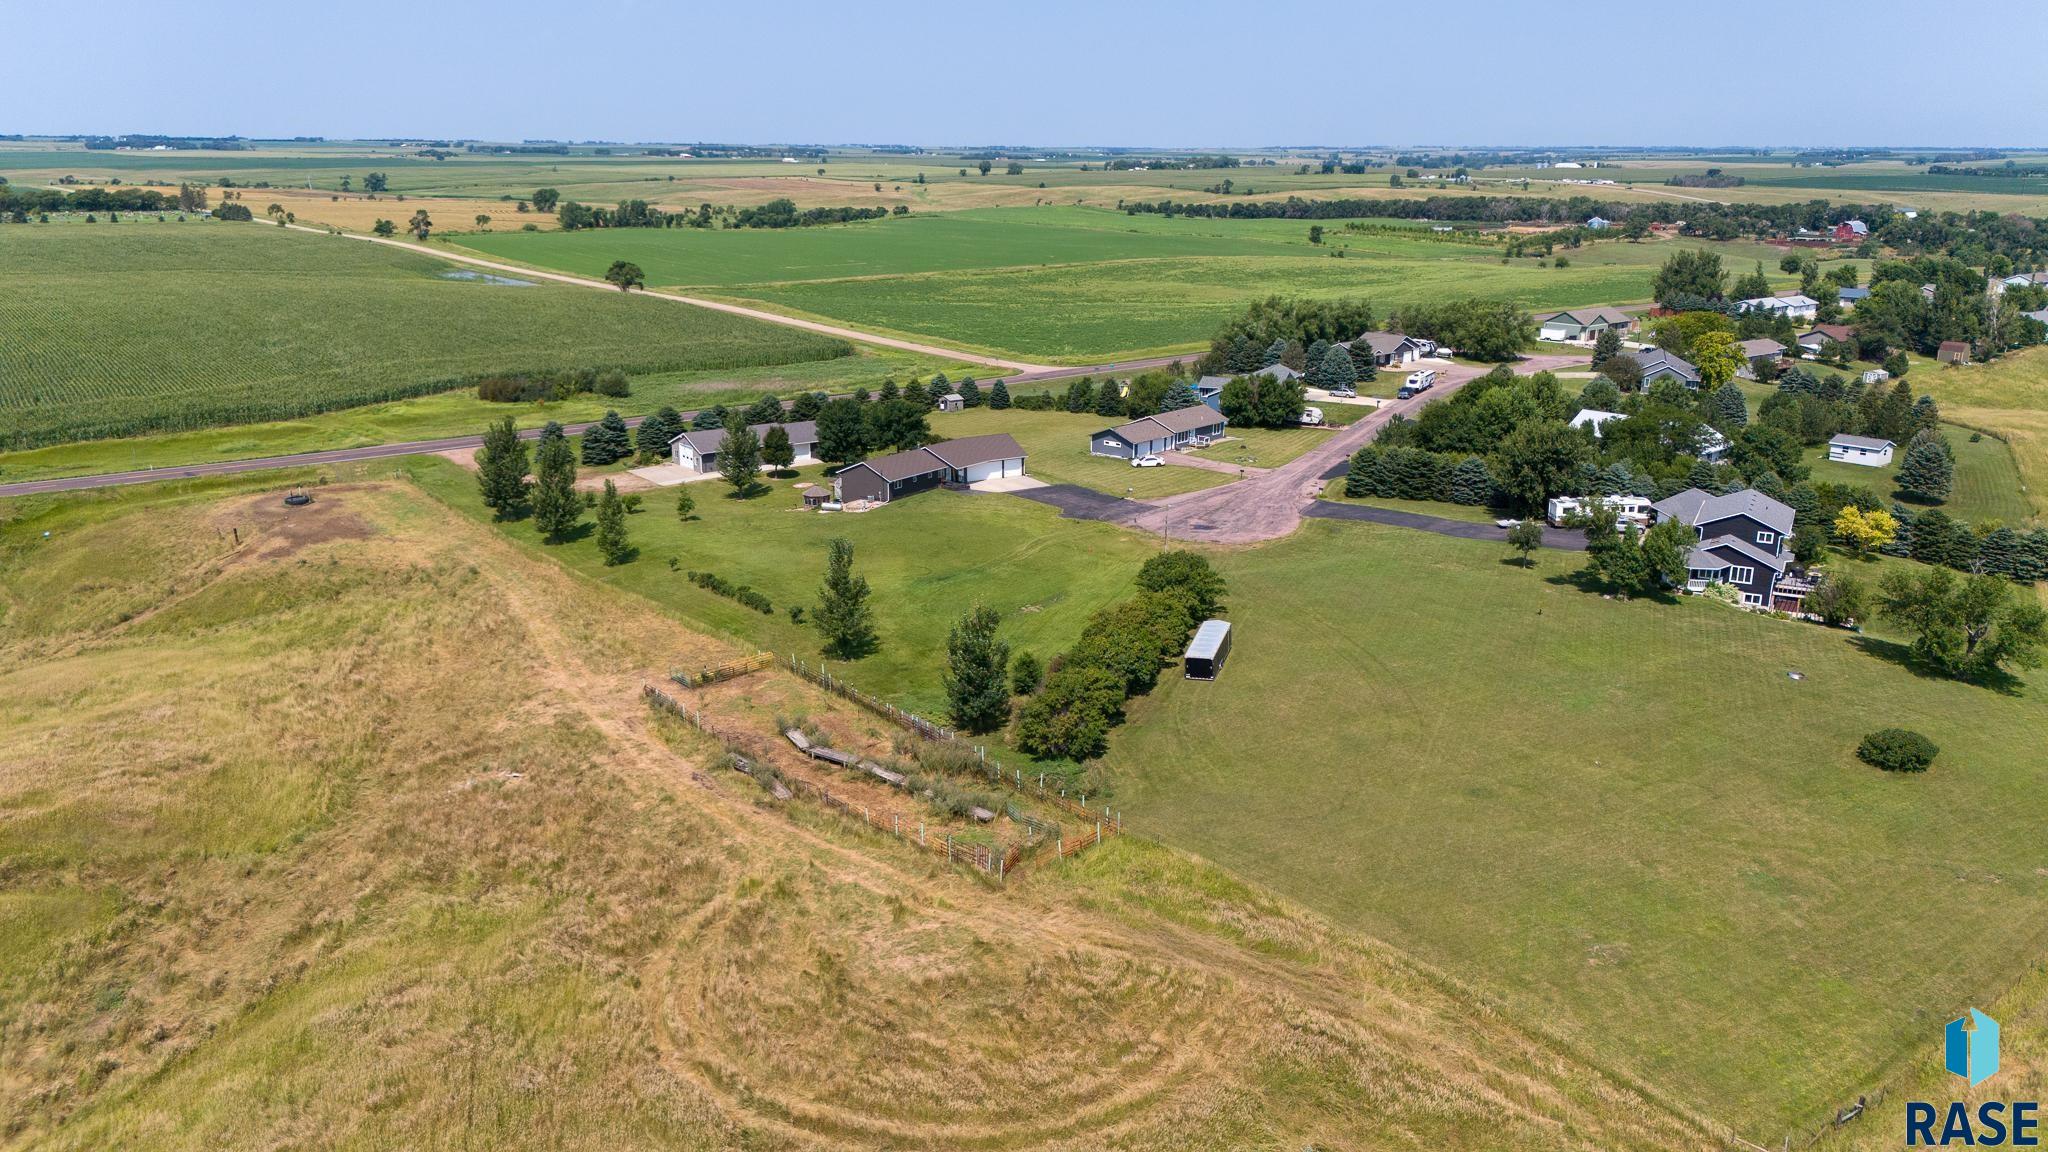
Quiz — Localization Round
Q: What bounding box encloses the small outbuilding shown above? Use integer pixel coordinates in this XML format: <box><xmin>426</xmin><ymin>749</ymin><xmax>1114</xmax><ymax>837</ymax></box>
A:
<box><xmin>936</xmin><ymin>392</ymin><xmax>965</xmax><ymax>412</ymax></box>
<box><xmin>1183</xmin><ymin>620</ymin><xmax>1232</xmax><ymax>681</ymax></box>
<box><xmin>1938</xmin><ymin>340</ymin><xmax>1973</xmax><ymax>365</ymax></box>
<box><xmin>1828</xmin><ymin>434</ymin><xmax>1895</xmax><ymax>467</ymax></box>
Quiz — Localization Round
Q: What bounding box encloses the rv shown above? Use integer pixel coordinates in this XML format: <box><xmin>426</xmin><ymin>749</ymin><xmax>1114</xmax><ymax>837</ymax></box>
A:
<box><xmin>1397</xmin><ymin>369</ymin><xmax>1438</xmax><ymax>399</ymax></box>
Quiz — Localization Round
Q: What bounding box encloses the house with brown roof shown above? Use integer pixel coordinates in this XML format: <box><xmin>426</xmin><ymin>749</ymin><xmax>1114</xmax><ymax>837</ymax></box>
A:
<box><xmin>1938</xmin><ymin>340</ymin><xmax>1973</xmax><ymax>365</ymax></box>
<box><xmin>1090</xmin><ymin>404</ymin><xmax>1229</xmax><ymax>459</ymax></box>
<box><xmin>1794</xmin><ymin>324</ymin><xmax>1855</xmax><ymax>356</ymax></box>
<box><xmin>829</xmin><ymin>433</ymin><xmax>1027</xmax><ymax>505</ymax></box>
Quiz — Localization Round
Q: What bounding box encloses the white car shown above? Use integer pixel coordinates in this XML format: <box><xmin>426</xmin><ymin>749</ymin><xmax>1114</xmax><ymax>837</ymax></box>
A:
<box><xmin>1301</xmin><ymin>407</ymin><xmax>1324</xmax><ymax>425</ymax></box>
<box><xmin>1131</xmin><ymin>454</ymin><xmax>1165</xmax><ymax>468</ymax></box>
<box><xmin>1326</xmin><ymin>387</ymin><xmax>1357</xmax><ymax>399</ymax></box>
<box><xmin>1496</xmin><ymin>518</ymin><xmax>1523</xmax><ymax>529</ymax></box>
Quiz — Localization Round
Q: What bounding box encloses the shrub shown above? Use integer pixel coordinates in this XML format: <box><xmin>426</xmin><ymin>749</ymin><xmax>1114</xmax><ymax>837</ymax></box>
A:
<box><xmin>1857</xmin><ymin>728</ymin><xmax>1938</xmax><ymax>772</ymax></box>
<box><xmin>685</xmin><ymin>569</ymin><xmax>773</xmax><ymax>614</ymax></box>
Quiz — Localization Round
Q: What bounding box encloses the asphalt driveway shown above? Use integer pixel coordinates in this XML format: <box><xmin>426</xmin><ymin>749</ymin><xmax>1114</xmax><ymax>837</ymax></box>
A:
<box><xmin>1305</xmin><ymin>500</ymin><xmax>1587</xmax><ymax>550</ymax></box>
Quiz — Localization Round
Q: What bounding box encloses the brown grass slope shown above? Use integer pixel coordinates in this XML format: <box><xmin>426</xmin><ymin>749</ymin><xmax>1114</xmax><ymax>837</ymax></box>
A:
<box><xmin>0</xmin><ymin>477</ymin><xmax>1713</xmax><ymax>1150</ymax></box>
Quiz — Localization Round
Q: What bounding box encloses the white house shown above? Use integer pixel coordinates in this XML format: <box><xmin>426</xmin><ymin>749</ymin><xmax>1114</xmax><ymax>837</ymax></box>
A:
<box><xmin>1696</xmin><ymin>428</ymin><xmax>1731</xmax><ymax>463</ymax></box>
<box><xmin>1827</xmin><ymin>434</ymin><xmax>1895</xmax><ymax>467</ymax></box>
<box><xmin>1546</xmin><ymin>494</ymin><xmax>1654</xmax><ymax>528</ymax></box>
<box><xmin>669</xmin><ymin>420</ymin><xmax>818</xmax><ymax>473</ymax></box>
<box><xmin>1738</xmin><ymin>294</ymin><xmax>1819</xmax><ymax>322</ymax></box>
<box><xmin>1568</xmin><ymin>409</ymin><xmax>1628</xmax><ymax>438</ymax></box>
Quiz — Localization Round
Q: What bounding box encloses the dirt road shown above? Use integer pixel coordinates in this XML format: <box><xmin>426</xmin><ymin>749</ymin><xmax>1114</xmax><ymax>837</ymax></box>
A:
<box><xmin>1121</xmin><ymin>354</ymin><xmax>1588</xmax><ymax>545</ymax></box>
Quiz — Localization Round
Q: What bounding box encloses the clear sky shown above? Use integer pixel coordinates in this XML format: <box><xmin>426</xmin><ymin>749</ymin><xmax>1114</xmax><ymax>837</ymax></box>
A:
<box><xmin>6</xmin><ymin>0</ymin><xmax>2045</xmax><ymax>148</ymax></box>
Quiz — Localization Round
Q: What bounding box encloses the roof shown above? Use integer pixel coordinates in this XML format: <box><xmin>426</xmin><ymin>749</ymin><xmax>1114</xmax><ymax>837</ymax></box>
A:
<box><xmin>1838</xmin><ymin>219</ymin><xmax>1869</xmax><ymax>234</ymax></box>
<box><xmin>849</xmin><ymin>446</ymin><xmax>951</xmax><ymax>483</ymax></box>
<box><xmin>1195</xmin><ymin>375</ymin><xmax>1230</xmax><ymax>393</ymax></box>
<box><xmin>1354</xmin><ymin>331</ymin><xmax>1420</xmax><ymax>356</ymax></box>
<box><xmin>1653</xmin><ymin>487</ymin><xmax>1796</xmax><ymax>535</ymax></box>
<box><xmin>1830</xmin><ymin>433</ymin><xmax>1895</xmax><ymax>451</ymax></box>
<box><xmin>669</xmin><ymin>419</ymin><xmax>818</xmax><ymax>453</ymax></box>
<box><xmin>1838</xmin><ymin>286</ymin><xmax>1872</xmax><ymax>300</ymax></box>
<box><xmin>1568</xmin><ymin>409</ymin><xmax>1628</xmax><ymax>432</ymax></box>
<box><xmin>922</xmin><ymin>432</ymin><xmax>1025</xmax><ymax>469</ymax></box>
<box><xmin>1689</xmin><ymin>535</ymin><xmax>1789</xmax><ymax>573</ymax></box>
<box><xmin>1538</xmin><ymin>306</ymin><xmax>1634</xmax><ymax>328</ymax></box>
<box><xmin>1184</xmin><ymin>619</ymin><xmax>1231</xmax><ymax>661</ymax></box>
<box><xmin>1254</xmin><ymin>363</ymin><xmax>1302</xmax><ymax>381</ymax></box>
<box><xmin>940</xmin><ymin>392</ymin><xmax>963</xmax><ymax>402</ymax></box>
<box><xmin>1633</xmin><ymin>347</ymin><xmax>1699</xmax><ymax>381</ymax></box>
<box><xmin>1797</xmin><ymin>324</ymin><xmax>1854</xmax><ymax>343</ymax></box>
<box><xmin>1738</xmin><ymin>338</ymin><xmax>1785</xmax><ymax>358</ymax></box>
<box><xmin>1145</xmin><ymin>404</ymin><xmax>1228</xmax><ymax>434</ymax></box>
<box><xmin>1939</xmin><ymin>340</ymin><xmax>1972</xmax><ymax>354</ymax></box>
<box><xmin>2024</xmin><ymin>307</ymin><xmax>2048</xmax><ymax>325</ymax></box>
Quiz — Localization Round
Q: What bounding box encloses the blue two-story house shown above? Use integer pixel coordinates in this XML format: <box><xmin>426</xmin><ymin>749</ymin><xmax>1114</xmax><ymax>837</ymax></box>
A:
<box><xmin>1650</xmin><ymin>488</ymin><xmax>1801</xmax><ymax>611</ymax></box>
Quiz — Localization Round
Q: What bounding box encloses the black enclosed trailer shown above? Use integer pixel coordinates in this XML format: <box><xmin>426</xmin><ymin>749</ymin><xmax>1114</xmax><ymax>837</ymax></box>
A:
<box><xmin>1183</xmin><ymin>619</ymin><xmax>1232</xmax><ymax>681</ymax></box>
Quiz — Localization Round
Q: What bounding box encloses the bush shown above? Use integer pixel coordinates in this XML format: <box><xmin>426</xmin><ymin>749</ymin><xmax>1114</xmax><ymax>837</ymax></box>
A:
<box><xmin>1857</xmin><ymin>728</ymin><xmax>1938</xmax><ymax>772</ymax></box>
<box><xmin>685</xmin><ymin>569</ymin><xmax>773</xmax><ymax>614</ymax></box>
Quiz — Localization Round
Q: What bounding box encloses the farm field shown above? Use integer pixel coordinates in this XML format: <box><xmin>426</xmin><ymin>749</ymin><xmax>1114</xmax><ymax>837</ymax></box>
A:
<box><xmin>452</xmin><ymin>205</ymin><xmax>1804</xmax><ymax>362</ymax></box>
<box><xmin>927</xmin><ymin>406</ymin><xmax>1236</xmax><ymax>498</ymax></box>
<box><xmin>0</xmin><ymin>348</ymin><xmax>980</xmax><ymax>484</ymax></box>
<box><xmin>1905</xmin><ymin>346</ymin><xmax>2048</xmax><ymax>524</ymax></box>
<box><xmin>1803</xmin><ymin>422</ymin><xmax>2035</xmax><ymax>526</ymax></box>
<box><xmin>1100</xmin><ymin>518</ymin><xmax>2048</xmax><ymax>1137</ymax></box>
<box><xmin>0</xmin><ymin>221</ymin><xmax>850</xmax><ymax>449</ymax></box>
<box><xmin>0</xmin><ymin>474</ymin><xmax>1717</xmax><ymax>1150</ymax></box>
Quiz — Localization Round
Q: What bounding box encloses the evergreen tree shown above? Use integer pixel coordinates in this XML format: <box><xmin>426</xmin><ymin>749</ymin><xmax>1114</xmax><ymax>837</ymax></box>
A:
<box><xmin>594</xmin><ymin>479</ymin><xmax>630</xmax><ymax>565</ymax></box>
<box><xmin>1160</xmin><ymin>381</ymin><xmax>1201</xmax><ymax>411</ymax></box>
<box><xmin>1303</xmin><ymin>339</ymin><xmax>1332</xmax><ymax>386</ymax></box>
<box><xmin>1911</xmin><ymin>394</ymin><xmax>1941</xmax><ymax>433</ymax></box>
<box><xmin>580</xmin><ymin>410</ymin><xmax>632</xmax><ymax>465</ymax></box>
<box><xmin>1226</xmin><ymin>334</ymin><xmax>1259</xmax><ymax>373</ymax></box>
<box><xmin>815</xmin><ymin>538</ymin><xmax>877</xmax><ymax>658</ymax></box>
<box><xmin>762</xmin><ymin>424</ymin><xmax>796</xmax><ymax>472</ymax></box>
<box><xmin>877</xmin><ymin>378</ymin><xmax>901</xmax><ymax>403</ymax></box>
<box><xmin>635</xmin><ymin>406</ymin><xmax>685</xmax><ymax>461</ymax></box>
<box><xmin>1685</xmin><ymin>458</ymin><xmax>1720</xmax><ymax>493</ymax></box>
<box><xmin>789</xmin><ymin>391</ymin><xmax>827</xmax><ymax>421</ymax></box>
<box><xmin>815</xmin><ymin>398</ymin><xmax>868</xmax><ymax>465</ymax></box>
<box><xmin>1009</xmin><ymin>649</ymin><xmax>1044</xmax><ymax>695</ymax></box>
<box><xmin>1591</xmin><ymin>327</ymin><xmax>1621</xmax><ymax>367</ymax></box>
<box><xmin>1063</xmin><ymin>378</ymin><xmax>1095</xmax><ymax>412</ymax></box>
<box><xmin>1095</xmin><ymin>379</ymin><xmax>1127</xmax><ymax>417</ymax></box>
<box><xmin>943</xmin><ymin>603</ymin><xmax>1012</xmax><ymax>734</ymax></box>
<box><xmin>988</xmin><ymin>380</ymin><xmax>1012</xmax><ymax>409</ymax></box>
<box><xmin>1348</xmin><ymin>343</ymin><xmax>1378</xmax><ymax>382</ymax></box>
<box><xmin>1447</xmin><ymin>456</ymin><xmax>1495</xmax><ymax>505</ymax></box>
<box><xmin>718</xmin><ymin>411</ymin><xmax>764</xmax><ymax>496</ymax></box>
<box><xmin>530</xmin><ymin>423</ymin><xmax>581</xmax><ymax>542</ymax></box>
<box><xmin>744</xmin><ymin>393</ymin><xmax>784</xmax><ymax>425</ymax></box>
<box><xmin>1319</xmin><ymin>345</ymin><xmax>1357</xmax><ymax>393</ymax></box>
<box><xmin>1710</xmin><ymin>381</ymin><xmax>1749</xmax><ymax>429</ymax></box>
<box><xmin>1262</xmin><ymin>338</ymin><xmax>1288</xmax><ymax>366</ymax></box>
<box><xmin>1896</xmin><ymin>428</ymin><xmax>1955</xmax><ymax>502</ymax></box>
<box><xmin>692</xmin><ymin>404</ymin><xmax>727</xmax><ymax>430</ymax></box>
<box><xmin>925</xmin><ymin>373</ymin><xmax>951</xmax><ymax>409</ymax></box>
<box><xmin>958</xmin><ymin>377</ymin><xmax>982</xmax><ymax>407</ymax></box>
<box><xmin>475</xmin><ymin>415</ymin><xmax>530</xmax><ymax>517</ymax></box>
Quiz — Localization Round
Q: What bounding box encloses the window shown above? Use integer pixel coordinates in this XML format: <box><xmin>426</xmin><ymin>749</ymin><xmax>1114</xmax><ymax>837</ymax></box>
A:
<box><xmin>1727</xmin><ymin>565</ymin><xmax>1755</xmax><ymax>585</ymax></box>
<box><xmin>1741</xmin><ymin>593</ymin><xmax>1765</xmax><ymax>606</ymax></box>
<box><xmin>1756</xmin><ymin>531</ymin><xmax>1776</xmax><ymax>546</ymax></box>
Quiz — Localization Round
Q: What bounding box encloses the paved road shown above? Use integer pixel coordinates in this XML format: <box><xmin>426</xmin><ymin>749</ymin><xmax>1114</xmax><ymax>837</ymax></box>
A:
<box><xmin>1304</xmin><ymin>500</ymin><xmax>1587</xmax><ymax>550</ymax></box>
<box><xmin>1008</xmin><ymin>484</ymin><xmax>1147</xmax><ymax>524</ymax></box>
<box><xmin>1120</xmin><ymin>354</ymin><xmax>1588</xmax><ymax>545</ymax></box>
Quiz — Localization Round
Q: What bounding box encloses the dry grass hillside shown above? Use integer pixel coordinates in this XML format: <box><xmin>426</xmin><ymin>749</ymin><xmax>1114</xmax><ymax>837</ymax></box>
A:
<box><xmin>0</xmin><ymin>475</ymin><xmax>1718</xmax><ymax>1150</ymax></box>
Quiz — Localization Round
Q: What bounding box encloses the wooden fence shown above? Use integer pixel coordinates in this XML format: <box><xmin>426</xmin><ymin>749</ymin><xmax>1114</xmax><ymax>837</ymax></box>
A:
<box><xmin>785</xmin><ymin>655</ymin><xmax>953</xmax><ymax>741</ymax></box>
<box><xmin>670</xmin><ymin>651</ymin><xmax>772</xmax><ymax>689</ymax></box>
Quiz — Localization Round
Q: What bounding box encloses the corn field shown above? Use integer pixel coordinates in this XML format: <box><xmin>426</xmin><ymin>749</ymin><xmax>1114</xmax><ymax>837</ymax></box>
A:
<box><xmin>0</xmin><ymin>221</ymin><xmax>851</xmax><ymax>449</ymax></box>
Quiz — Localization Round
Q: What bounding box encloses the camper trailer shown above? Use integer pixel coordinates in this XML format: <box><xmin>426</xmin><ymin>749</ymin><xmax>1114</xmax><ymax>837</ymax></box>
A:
<box><xmin>1183</xmin><ymin>620</ymin><xmax>1233</xmax><ymax>681</ymax></box>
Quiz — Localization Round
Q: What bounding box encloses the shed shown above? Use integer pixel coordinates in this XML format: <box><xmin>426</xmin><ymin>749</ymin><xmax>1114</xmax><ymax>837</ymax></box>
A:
<box><xmin>1938</xmin><ymin>340</ymin><xmax>1972</xmax><ymax>365</ymax></box>
<box><xmin>1183</xmin><ymin>619</ymin><xmax>1233</xmax><ymax>681</ymax></box>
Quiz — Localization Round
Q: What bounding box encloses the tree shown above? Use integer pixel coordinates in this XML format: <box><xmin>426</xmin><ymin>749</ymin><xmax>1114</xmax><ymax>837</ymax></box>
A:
<box><xmin>407</xmin><ymin>209</ymin><xmax>432</xmax><ymax>241</ymax></box>
<box><xmin>475</xmin><ymin>214</ymin><xmax>491</xmax><ymax>230</ymax></box>
<box><xmin>1690</xmin><ymin>331</ymin><xmax>1746</xmax><ymax>390</ymax></box>
<box><xmin>943</xmin><ymin>604</ymin><xmax>1012</xmax><ymax>734</ymax></box>
<box><xmin>1160</xmin><ymin>381</ymin><xmax>1201</xmax><ymax>411</ymax></box>
<box><xmin>361</xmin><ymin>172</ymin><xmax>388</xmax><ymax>193</ymax></box>
<box><xmin>958</xmin><ymin>378</ymin><xmax>982</xmax><ymax>407</ymax></box>
<box><xmin>1319</xmin><ymin>344</ymin><xmax>1357</xmax><ymax>393</ymax></box>
<box><xmin>1639</xmin><ymin>517</ymin><xmax>1694</xmax><ymax>590</ymax></box>
<box><xmin>1136</xmin><ymin>550</ymin><xmax>1227</xmax><ymax>618</ymax></box>
<box><xmin>1807</xmin><ymin>571</ymin><xmax>1868</xmax><ymax>627</ymax></box>
<box><xmin>1731</xmin><ymin>261</ymin><xmax>1772</xmax><ymax>302</ymax></box>
<box><xmin>1591</xmin><ymin>327</ymin><xmax>1621</xmax><ymax>367</ymax></box>
<box><xmin>762</xmin><ymin>424</ymin><xmax>796</xmax><ymax>472</ymax></box>
<box><xmin>862</xmin><ymin>399</ymin><xmax>929</xmax><ymax>452</ymax></box>
<box><xmin>594</xmin><ymin>479</ymin><xmax>630</xmax><ymax>565</ymax></box>
<box><xmin>371</xmin><ymin>218</ymin><xmax>396</xmax><ymax>237</ymax></box>
<box><xmin>978</xmin><ymin>159</ymin><xmax>993</xmax><ymax>175</ymax></box>
<box><xmin>674</xmin><ymin>486</ymin><xmax>695</xmax><ymax>522</ymax></box>
<box><xmin>1063</xmin><ymin>378</ymin><xmax>1094</xmax><ymax>412</ymax></box>
<box><xmin>531</xmin><ymin>187</ymin><xmax>560</xmax><ymax>212</ymax></box>
<box><xmin>635</xmin><ymin>406</ymin><xmax>685</xmax><ymax>461</ymax></box>
<box><xmin>530</xmin><ymin>423</ymin><xmax>581</xmax><ymax>542</ymax></box>
<box><xmin>1095</xmin><ymin>379</ymin><xmax>1126</xmax><ymax>417</ymax></box>
<box><xmin>1895</xmin><ymin>428</ymin><xmax>1955</xmax><ymax>502</ymax></box>
<box><xmin>1833</xmin><ymin>505</ymin><xmax>1898</xmax><ymax>557</ymax></box>
<box><xmin>604</xmin><ymin>260</ymin><xmax>645</xmax><ymax>291</ymax></box>
<box><xmin>925</xmin><ymin>374</ymin><xmax>951</xmax><ymax>410</ymax></box>
<box><xmin>1598</xmin><ymin>353</ymin><xmax>1643</xmax><ymax>392</ymax></box>
<box><xmin>1009</xmin><ymin>649</ymin><xmax>1043</xmax><ymax>695</ymax></box>
<box><xmin>1652</xmin><ymin>248</ymin><xmax>1726</xmax><ymax>307</ymax></box>
<box><xmin>1878</xmin><ymin>567</ymin><xmax>2048</xmax><ymax>682</ymax></box>
<box><xmin>815</xmin><ymin>538</ymin><xmax>877</xmax><ymax>658</ymax></box>
<box><xmin>744</xmin><ymin>393</ymin><xmax>786</xmax><ymax>425</ymax></box>
<box><xmin>580</xmin><ymin>410</ymin><xmax>632</xmax><ymax>465</ymax></box>
<box><xmin>476</xmin><ymin>416</ymin><xmax>530</xmax><ymax>517</ymax></box>
<box><xmin>1506</xmin><ymin>519</ymin><xmax>1545</xmax><ymax>568</ymax></box>
<box><xmin>717</xmin><ymin>412</ymin><xmax>763</xmax><ymax>496</ymax></box>
<box><xmin>989</xmin><ymin>380</ymin><xmax>1012</xmax><ymax>409</ymax></box>
<box><xmin>1490</xmin><ymin>420</ymin><xmax>1593</xmax><ymax>512</ymax></box>
<box><xmin>1709</xmin><ymin>381</ymin><xmax>1750</xmax><ymax>429</ymax></box>
<box><xmin>815</xmin><ymin>398</ymin><xmax>868</xmax><ymax>465</ymax></box>
<box><xmin>1308</xmin><ymin>224</ymin><xmax>1325</xmax><ymax>245</ymax></box>
<box><xmin>1014</xmin><ymin>665</ymin><xmax>1123</xmax><ymax>762</ymax></box>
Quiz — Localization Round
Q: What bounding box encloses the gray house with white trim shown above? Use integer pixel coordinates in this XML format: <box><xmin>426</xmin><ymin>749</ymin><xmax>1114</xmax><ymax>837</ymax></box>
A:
<box><xmin>1090</xmin><ymin>405</ymin><xmax>1228</xmax><ymax>459</ymax></box>
<box><xmin>1632</xmin><ymin>348</ymin><xmax>1701</xmax><ymax>390</ymax></box>
<box><xmin>669</xmin><ymin>420</ymin><xmax>818</xmax><ymax>473</ymax></box>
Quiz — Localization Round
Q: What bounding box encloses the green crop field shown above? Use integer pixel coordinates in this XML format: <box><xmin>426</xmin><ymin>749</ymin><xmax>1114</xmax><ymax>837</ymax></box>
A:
<box><xmin>0</xmin><ymin>221</ymin><xmax>850</xmax><ymax>449</ymax></box>
<box><xmin>1100</xmin><ymin>518</ymin><xmax>2048</xmax><ymax>1136</ymax></box>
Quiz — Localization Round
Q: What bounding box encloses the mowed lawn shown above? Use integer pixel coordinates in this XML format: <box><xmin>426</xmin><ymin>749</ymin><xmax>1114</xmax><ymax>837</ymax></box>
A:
<box><xmin>928</xmin><ymin>407</ymin><xmax>1236</xmax><ymax>498</ymax></box>
<box><xmin>1907</xmin><ymin>347</ymin><xmax>2048</xmax><ymax>524</ymax></box>
<box><xmin>0</xmin><ymin>222</ymin><xmax>848</xmax><ymax>448</ymax></box>
<box><xmin>1803</xmin><ymin>423</ymin><xmax>2035</xmax><ymax>526</ymax></box>
<box><xmin>1102</xmin><ymin>519</ymin><xmax>2048</xmax><ymax>1134</ymax></box>
<box><xmin>411</xmin><ymin>456</ymin><xmax>1161</xmax><ymax>716</ymax></box>
<box><xmin>1183</xmin><ymin>423</ymin><xmax>1339</xmax><ymax>469</ymax></box>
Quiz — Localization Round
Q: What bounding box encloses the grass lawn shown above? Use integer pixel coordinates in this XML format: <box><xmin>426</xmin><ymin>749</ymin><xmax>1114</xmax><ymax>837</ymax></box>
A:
<box><xmin>0</xmin><ymin>349</ymin><xmax>980</xmax><ymax>485</ymax></box>
<box><xmin>0</xmin><ymin>221</ymin><xmax>848</xmax><ymax>450</ymax></box>
<box><xmin>1183</xmin><ymin>424</ymin><xmax>1338</xmax><ymax>470</ymax></box>
<box><xmin>1320</xmin><ymin>492</ymin><xmax>1505</xmax><ymax>524</ymax></box>
<box><xmin>1101</xmin><ymin>518</ymin><xmax>2048</xmax><ymax>1137</ymax></box>
<box><xmin>410</xmin><ymin>455</ymin><xmax>1162</xmax><ymax>718</ymax></box>
<box><xmin>928</xmin><ymin>407</ymin><xmax>1236</xmax><ymax>498</ymax></box>
<box><xmin>1903</xmin><ymin>347</ymin><xmax>2048</xmax><ymax>523</ymax></box>
<box><xmin>1803</xmin><ymin>423</ymin><xmax>2034</xmax><ymax>526</ymax></box>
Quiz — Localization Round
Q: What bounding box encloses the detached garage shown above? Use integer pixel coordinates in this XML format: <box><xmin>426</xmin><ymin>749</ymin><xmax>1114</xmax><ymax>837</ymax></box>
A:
<box><xmin>1827</xmin><ymin>434</ymin><xmax>1895</xmax><ymax>468</ymax></box>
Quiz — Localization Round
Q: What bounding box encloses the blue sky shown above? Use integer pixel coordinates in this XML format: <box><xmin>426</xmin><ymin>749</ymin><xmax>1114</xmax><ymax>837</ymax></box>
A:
<box><xmin>6</xmin><ymin>0</ymin><xmax>2045</xmax><ymax>147</ymax></box>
